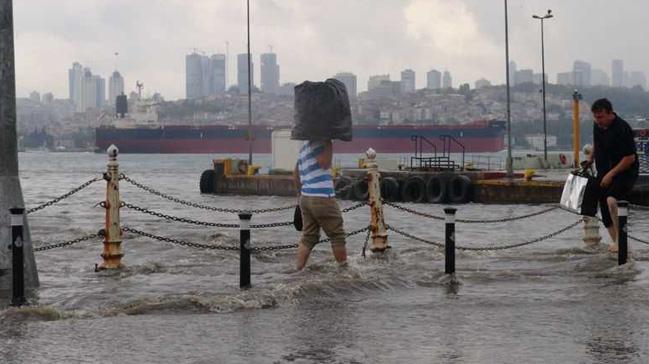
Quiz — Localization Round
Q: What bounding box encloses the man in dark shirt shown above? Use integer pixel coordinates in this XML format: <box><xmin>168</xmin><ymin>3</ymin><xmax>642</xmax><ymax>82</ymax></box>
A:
<box><xmin>584</xmin><ymin>98</ymin><xmax>639</xmax><ymax>253</ymax></box>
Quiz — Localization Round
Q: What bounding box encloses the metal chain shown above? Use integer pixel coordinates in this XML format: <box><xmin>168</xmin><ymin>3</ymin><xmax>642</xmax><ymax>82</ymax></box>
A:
<box><xmin>361</xmin><ymin>226</ymin><xmax>372</xmax><ymax>257</ymax></box>
<box><xmin>33</xmin><ymin>231</ymin><xmax>103</xmax><ymax>252</ymax></box>
<box><xmin>120</xmin><ymin>174</ymin><xmax>296</xmax><ymax>214</ymax></box>
<box><xmin>388</xmin><ymin>218</ymin><xmax>583</xmax><ymax>251</ymax></box>
<box><xmin>340</xmin><ymin>201</ymin><xmax>367</xmax><ymax>213</ymax></box>
<box><xmin>383</xmin><ymin>200</ymin><xmax>559</xmax><ymax>223</ymax></box>
<box><xmin>26</xmin><ymin>177</ymin><xmax>102</xmax><ymax>214</ymax></box>
<box><xmin>122</xmin><ymin>226</ymin><xmax>240</xmax><ymax>250</ymax></box>
<box><xmin>122</xmin><ymin>202</ymin><xmax>293</xmax><ymax>229</ymax></box>
<box><xmin>629</xmin><ymin>234</ymin><xmax>649</xmax><ymax>245</ymax></box>
<box><xmin>251</xmin><ymin>225</ymin><xmax>371</xmax><ymax>252</ymax></box>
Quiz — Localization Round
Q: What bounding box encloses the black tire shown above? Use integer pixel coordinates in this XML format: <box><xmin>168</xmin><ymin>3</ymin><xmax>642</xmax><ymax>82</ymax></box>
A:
<box><xmin>352</xmin><ymin>178</ymin><xmax>369</xmax><ymax>201</ymax></box>
<box><xmin>447</xmin><ymin>175</ymin><xmax>472</xmax><ymax>203</ymax></box>
<box><xmin>401</xmin><ymin>175</ymin><xmax>427</xmax><ymax>203</ymax></box>
<box><xmin>199</xmin><ymin>169</ymin><xmax>216</xmax><ymax>193</ymax></box>
<box><xmin>380</xmin><ymin>177</ymin><xmax>400</xmax><ymax>201</ymax></box>
<box><xmin>334</xmin><ymin>176</ymin><xmax>353</xmax><ymax>200</ymax></box>
<box><xmin>425</xmin><ymin>175</ymin><xmax>447</xmax><ymax>203</ymax></box>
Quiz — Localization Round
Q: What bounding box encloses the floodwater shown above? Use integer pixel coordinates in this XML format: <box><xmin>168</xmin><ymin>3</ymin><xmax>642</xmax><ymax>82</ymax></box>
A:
<box><xmin>1</xmin><ymin>152</ymin><xmax>649</xmax><ymax>364</ymax></box>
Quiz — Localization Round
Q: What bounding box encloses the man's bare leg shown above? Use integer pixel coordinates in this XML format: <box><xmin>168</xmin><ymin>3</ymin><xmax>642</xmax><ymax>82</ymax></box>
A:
<box><xmin>606</xmin><ymin>196</ymin><xmax>619</xmax><ymax>252</ymax></box>
<box><xmin>332</xmin><ymin>245</ymin><xmax>347</xmax><ymax>266</ymax></box>
<box><xmin>296</xmin><ymin>243</ymin><xmax>312</xmax><ymax>271</ymax></box>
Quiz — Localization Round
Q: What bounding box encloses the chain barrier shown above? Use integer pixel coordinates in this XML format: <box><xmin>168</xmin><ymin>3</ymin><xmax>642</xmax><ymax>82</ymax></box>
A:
<box><xmin>122</xmin><ymin>226</ymin><xmax>240</xmax><ymax>251</ymax></box>
<box><xmin>33</xmin><ymin>231</ymin><xmax>104</xmax><ymax>252</ymax></box>
<box><xmin>120</xmin><ymin>174</ymin><xmax>296</xmax><ymax>214</ymax></box>
<box><xmin>388</xmin><ymin>218</ymin><xmax>583</xmax><ymax>251</ymax></box>
<box><xmin>383</xmin><ymin>200</ymin><xmax>559</xmax><ymax>223</ymax></box>
<box><xmin>26</xmin><ymin>177</ymin><xmax>102</xmax><ymax>214</ymax></box>
<box><xmin>121</xmin><ymin>202</ymin><xmax>294</xmax><ymax>229</ymax></box>
<box><xmin>361</xmin><ymin>227</ymin><xmax>372</xmax><ymax>258</ymax></box>
<box><xmin>629</xmin><ymin>234</ymin><xmax>649</xmax><ymax>245</ymax></box>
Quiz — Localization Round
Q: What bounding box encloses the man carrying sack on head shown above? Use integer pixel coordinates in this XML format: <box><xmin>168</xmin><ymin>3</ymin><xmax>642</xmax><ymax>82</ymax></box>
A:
<box><xmin>583</xmin><ymin>98</ymin><xmax>639</xmax><ymax>253</ymax></box>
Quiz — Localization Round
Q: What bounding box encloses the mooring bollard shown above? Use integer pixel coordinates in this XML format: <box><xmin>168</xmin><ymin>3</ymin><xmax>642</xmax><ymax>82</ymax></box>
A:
<box><xmin>444</xmin><ymin>207</ymin><xmax>457</xmax><ymax>274</ymax></box>
<box><xmin>365</xmin><ymin>148</ymin><xmax>388</xmax><ymax>252</ymax></box>
<box><xmin>239</xmin><ymin>212</ymin><xmax>252</xmax><ymax>289</ymax></box>
<box><xmin>9</xmin><ymin>207</ymin><xmax>27</xmax><ymax>306</ymax></box>
<box><xmin>618</xmin><ymin>200</ymin><xmax>628</xmax><ymax>265</ymax></box>
<box><xmin>99</xmin><ymin>144</ymin><xmax>124</xmax><ymax>270</ymax></box>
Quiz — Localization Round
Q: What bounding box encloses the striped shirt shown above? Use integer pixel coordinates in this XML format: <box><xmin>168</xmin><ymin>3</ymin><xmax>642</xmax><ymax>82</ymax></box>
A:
<box><xmin>298</xmin><ymin>141</ymin><xmax>335</xmax><ymax>197</ymax></box>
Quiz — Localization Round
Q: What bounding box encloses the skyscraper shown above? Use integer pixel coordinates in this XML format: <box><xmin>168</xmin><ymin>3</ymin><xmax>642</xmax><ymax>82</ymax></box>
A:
<box><xmin>207</xmin><ymin>54</ymin><xmax>226</xmax><ymax>95</ymax></box>
<box><xmin>442</xmin><ymin>71</ymin><xmax>452</xmax><ymax>89</ymax></box>
<box><xmin>237</xmin><ymin>53</ymin><xmax>254</xmax><ymax>93</ymax></box>
<box><xmin>611</xmin><ymin>59</ymin><xmax>624</xmax><ymax>87</ymax></box>
<box><xmin>400</xmin><ymin>69</ymin><xmax>416</xmax><ymax>93</ymax></box>
<box><xmin>426</xmin><ymin>69</ymin><xmax>441</xmax><ymax>89</ymax></box>
<box><xmin>95</xmin><ymin>75</ymin><xmax>106</xmax><ymax>108</ymax></box>
<box><xmin>68</xmin><ymin>62</ymin><xmax>84</xmax><ymax>106</ymax></box>
<box><xmin>186</xmin><ymin>53</ymin><xmax>204</xmax><ymax>99</ymax></box>
<box><xmin>573</xmin><ymin>60</ymin><xmax>591</xmax><ymax>87</ymax></box>
<box><xmin>109</xmin><ymin>71</ymin><xmax>125</xmax><ymax>105</ymax></box>
<box><xmin>333</xmin><ymin>72</ymin><xmax>357</xmax><ymax>98</ymax></box>
<box><xmin>260</xmin><ymin>53</ymin><xmax>280</xmax><ymax>94</ymax></box>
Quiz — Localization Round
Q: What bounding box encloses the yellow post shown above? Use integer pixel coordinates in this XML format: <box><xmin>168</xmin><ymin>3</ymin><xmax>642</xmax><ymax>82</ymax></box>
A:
<box><xmin>99</xmin><ymin>144</ymin><xmax>124</xmax><ymax>269</ymax></box>
<box><xmin>572</xmin><ymin>90</ymin><xmax>582</xmax><ymax>168</ymax></box>
<box><xmin>366</xmin><ymin>148</ymin><xmax>389</xmax><ymax>252</ymax></box>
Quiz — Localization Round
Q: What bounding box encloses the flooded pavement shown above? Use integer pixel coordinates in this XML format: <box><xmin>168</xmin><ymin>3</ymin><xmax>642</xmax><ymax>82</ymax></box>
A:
<box><xmin>2</xmin><ymin>152</ymin><xmax>649</xmax><ymax>363</ymax></box>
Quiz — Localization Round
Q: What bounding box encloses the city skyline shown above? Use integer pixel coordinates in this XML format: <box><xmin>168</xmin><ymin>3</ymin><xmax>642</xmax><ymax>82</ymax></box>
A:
<box><xmin>13</xmin><ymin>1</ymin><xmax>649</xmax><ymax>100</ymax></box>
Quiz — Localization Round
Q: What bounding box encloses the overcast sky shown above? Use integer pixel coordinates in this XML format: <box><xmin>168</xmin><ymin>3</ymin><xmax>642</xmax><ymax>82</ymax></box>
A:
<box><xmin>12</xmin><ymin>0</ymin><xmax>649</xmax><ymax>100</ymax></box>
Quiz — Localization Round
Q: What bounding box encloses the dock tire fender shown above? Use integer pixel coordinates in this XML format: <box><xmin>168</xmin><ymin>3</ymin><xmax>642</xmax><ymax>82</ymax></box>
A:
<box><xmin>352</xmin><ymin>178</ymin><xmax>369</xmax><ymax>201</ymax></box>
<box><xmin>559</xmin><ymin>153</ymin><xmax>568</xmax><ymax>166</ymax></box>
<box><xmin>199</xmin><ymin>169</ymin><xmax>217</xmax><ymax>194</ymax></box>
<box><xmin>401</xmin><ymin>175</ymin><xmax>427</xmax><ymax>203</ymax></box>
<box><xmin>334</xmin><ymin>176</ymin><xmax>353</xmax><ymax>200</ymax></box>
<box><xmin>425</xmin><ymin>175</ymin><xmax>448</xmax><ymax>204</ymax></box>
<box><xmin>380</xmin><ymin>176</ymin><xmax>400</xmax><ymax>202</ymax></box>
<box><xmin>447</xmin><ymin>174</ymin><xmax>472</xmax><ymax>204</ymax></box>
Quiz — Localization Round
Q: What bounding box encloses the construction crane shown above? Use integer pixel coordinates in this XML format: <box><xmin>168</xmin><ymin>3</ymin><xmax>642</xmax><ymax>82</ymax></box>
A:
<box><xmin>136</xmin><ymin>81</ymin><xmax>144</xmax><ymax>99</ymax></box>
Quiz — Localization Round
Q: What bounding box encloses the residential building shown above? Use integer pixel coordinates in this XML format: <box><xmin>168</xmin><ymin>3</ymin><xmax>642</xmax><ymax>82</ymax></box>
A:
<box><xmin>442</xmin><ymin>71</ymin><xmax>452</xmax><ymax>88</ymax></box>
<box><xmin>400</xmin><ymin>69</ymin><xmax>416</xmax><ymax>93</ymax></box>
<box><xmin>237</xmin><ymin>53</ymin><xmax>255</xmax><ymax>93</ymax></box>
<box><xmin>426</xmin><ymin>69</ymin><xmax>441</xmax><ymax>89</ymax></box>
<box><xmin>109</xmin><ymin>71</ymin><xmax>125</xmax><ymax>105</ymax></box>
<box><xmin>368</xmin><ymin>74</ymin><xmax>390</xmax><ymax>91</ymax></box>
<box><xmin>260</xmin><ymin>53</ymin><xmax>280</xmax><ymax>94</ymax></box>
<box><xmin>611</xmin><ymin>59</ymin><xmax>624</xmax><ymax>87</ymax></box>
<box><xmin>333</xmin><ymin>72</ymin><xmax>357</xmax><ymax>98</ymax></box>
<box><xmin>573</xmin><ymin>60</ymin><xmax>591</xmax><ymax>87</ymax></box>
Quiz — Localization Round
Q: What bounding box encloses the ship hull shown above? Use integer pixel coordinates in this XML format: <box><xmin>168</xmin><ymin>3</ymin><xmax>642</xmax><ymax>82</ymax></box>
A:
<box><xmin>96</xmin><ymin>122</ymin><xmax>505</xmax><ymax>154</ymax></box>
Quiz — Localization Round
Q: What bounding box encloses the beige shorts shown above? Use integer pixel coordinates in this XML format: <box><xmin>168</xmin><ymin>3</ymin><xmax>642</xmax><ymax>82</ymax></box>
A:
<box><xmin>299</xmin><ymin>195</ymin><xmax>346</xmax><ymax>249</ymax></box>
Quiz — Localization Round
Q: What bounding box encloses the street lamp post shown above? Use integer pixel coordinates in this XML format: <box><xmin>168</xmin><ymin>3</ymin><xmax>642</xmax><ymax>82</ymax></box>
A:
<box><xmin>246</xmin><ymin>0</ymin><xmax>253</xmax><ymax>166</ymax></box>
<box><xmin>504</xmin><ymin>0</ymin><xmax>513</xmax><ymax>177</ymax></box>
<box><xmin>533</xmin><ymin>10</ymin><xmax>553</xmax><ymax>162</ymax></box>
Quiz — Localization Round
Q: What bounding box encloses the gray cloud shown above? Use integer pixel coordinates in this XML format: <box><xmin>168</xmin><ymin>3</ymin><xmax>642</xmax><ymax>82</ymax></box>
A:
<box><xmin>12</xmin><ymin>0</ymin><xmax>649</xmax><ymax>99</ymax></box>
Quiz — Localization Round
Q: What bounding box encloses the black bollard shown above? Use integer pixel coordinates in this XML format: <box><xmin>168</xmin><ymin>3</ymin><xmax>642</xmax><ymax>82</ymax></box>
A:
<box><xmin>239</xmin><ymin>212</ymin><xmax>252</xmax><ymax>289</ymax></box>
<box><xmin>618</xmin><ymin>200</ymin><xmax>628</xmax><ymax>265</ymax></box>
<box><xmin>9</xmin><ymin>207</ymin><xmax>27</xmax><ymax>306</ymax></box>
<box><xmin>444</xmin><ymin>207</ymin><xmax>457</xmax><ymax>275</ymax></box>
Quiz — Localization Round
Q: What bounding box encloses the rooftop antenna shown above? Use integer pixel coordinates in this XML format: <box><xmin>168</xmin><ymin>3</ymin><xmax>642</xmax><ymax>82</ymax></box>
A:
<box><xmin>225</xmin><ymin>41</ymin><xmax>229</xmax><ymax>89</ymax></box>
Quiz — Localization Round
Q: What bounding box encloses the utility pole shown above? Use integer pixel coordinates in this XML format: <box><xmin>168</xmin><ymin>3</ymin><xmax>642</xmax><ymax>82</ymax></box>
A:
<box><xmin>246</xmin><ymin>0</ymin><xmax>253</xmax><ymax>165</ymax></box>
<box><xmin>504</xmin><ymin>0</ymin><xmax>513</xmax><ymax>177</ymax></box>
<box><xmin>533</xmin><ymin>10</ymin><xmax>554</xmax><ymax>162</ymax></box>
<box><xmin>0</xmin><ymin>0</ymin><xmax>39</xmax><ymax>291</ymax></box>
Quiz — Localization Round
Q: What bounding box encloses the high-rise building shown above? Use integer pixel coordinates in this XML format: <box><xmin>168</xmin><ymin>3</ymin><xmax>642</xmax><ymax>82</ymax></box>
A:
<box><xmin>29</xmin><ymin>91</ymin><xmax>41</xmax><ymax>103</ymax></box>
<box><xmin>185</xmin><ymin>52</ymin><xmax>226</xmax><ymax>99</ymax></box>
<box><xmin>68</xmin><ymin>62</ymin><xmax>84</xmax><ymax>106</ymax></box>
<box><xmin>611</xmin><ymin>59</ymin><xmax>624</xmax><ymax>87</ymax></box>
<box><xmin>514</xmin><ymin>69</ymin><xmax>533</xmax><ymax>85</ymax></box>
<box><xmin>109</xmin><ymin>71</ymin><xmax>125</xmax><ymax>105</ymax></box>
<box><xmin>186</xmin><ymin>53</ymin><xmax>204</xmax><ymax>99</ymax></box>
<box><xmin>400</xmin><ymin>69</ymin><xmax>416</xmax><ymax>93</ymax></box>
<box><xmin>591</xmin><ymin>69</ymin><xmax>610</xmax><ymax>86</ymax></box>
<box><xmin>573</xmin><ymin>60</ymin><xmax>591</xmax><ymax>87</ymax></box>
<box><xmin>94</xmin><ymin>75</ymin><xmax>106</xmax><ymax>108</ymax></box>
<box><xmin>207</xmin><ymin>54</ymin><xmax>226</xmax><ymax>95</ymax></box>
<box><xmin>368</xmin><ymin>74</ymin><xmax>390</xmax><ymax>91</ymax></box>
<box><xmin>260</xmin><ymin>53</ymin><xmax>280</xmax><ymax>94</ymax></box>
<box><xmin>426</xmin><ymin>69</ymin><xmax>441</xmax><ymax>89</ymax></box>
<box><xmin>237</xmin><ymin>53</ymin><xmax>254</xmax><ymax>93</ymax></box>
<box><xmin>556</xmin><ymin>72</ymin><xmax>572</xmax><ymax>86</ymax></box>
<box><xmin>628</xmin><ymin>71</ymin><xmax>647</xmax><ymax>89</ymax></box>
<box><xmin>442</xmin><ymin>71</ymin><xmax>452</xmax><ymax>88</ymax></box>
<box><xmin>475</xmin><ymin>78</ymin><xmax>491</xmax><ymax>89</ymax></box>
<box><xmin>333</xmin><ymin>72</ymin><xmax>357</xmax><ymax>98</ymax></box>
<box><xmin>42</xmin><ymin>92</ymin><xmax>54</xmax><ymax>104</ymax></box>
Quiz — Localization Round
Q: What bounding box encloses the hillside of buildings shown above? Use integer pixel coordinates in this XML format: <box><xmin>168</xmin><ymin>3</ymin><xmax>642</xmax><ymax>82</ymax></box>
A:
<box><xmin>17</xmin><ymin>83</ymin><xmax>649</xmax><ymax>151</ymax></box>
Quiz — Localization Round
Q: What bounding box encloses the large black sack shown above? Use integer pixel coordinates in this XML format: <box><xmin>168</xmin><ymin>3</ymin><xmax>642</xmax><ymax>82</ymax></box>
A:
<box><xmin>291</xmin><ymin>78</ymin><xmax>353</xmax><ymax>141</ymax></box>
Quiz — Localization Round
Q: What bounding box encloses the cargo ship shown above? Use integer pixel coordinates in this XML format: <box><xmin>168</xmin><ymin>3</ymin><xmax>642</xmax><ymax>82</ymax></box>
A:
<box><xmin>95</xmin><ymin>120</ymin><xmax>506</xmax><ymax>154</ymax></box>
